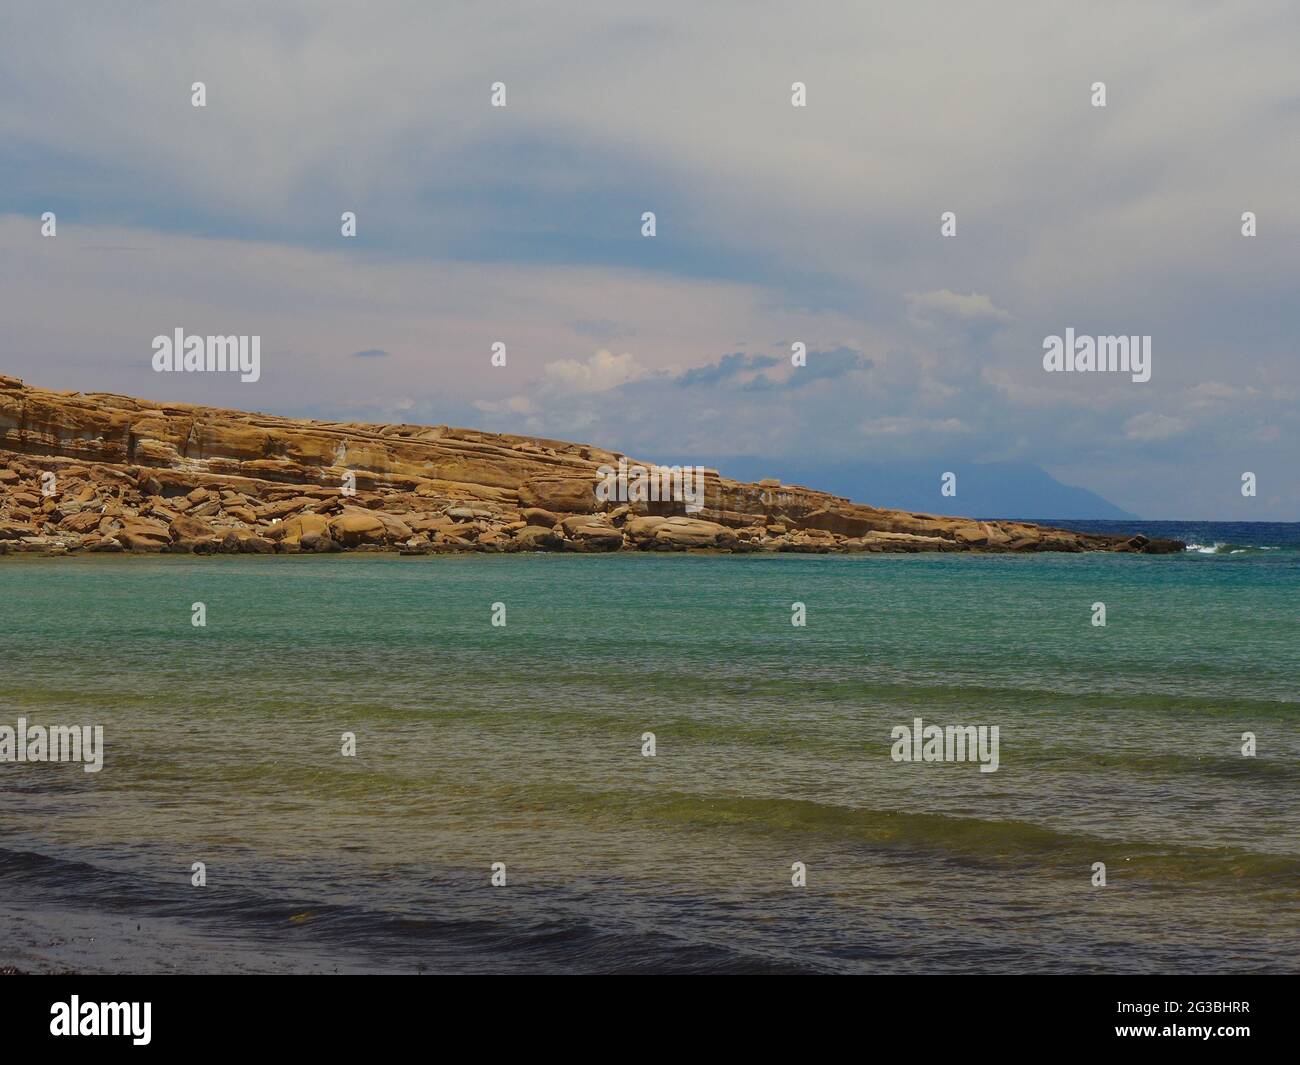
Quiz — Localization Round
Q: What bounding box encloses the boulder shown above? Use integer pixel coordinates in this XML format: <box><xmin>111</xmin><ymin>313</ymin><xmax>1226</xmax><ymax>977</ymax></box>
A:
<box><xmin>169</xmin><ymin>513</ymin><xmax>216</xmax><ymax>541</ymax></box>
<box><xmin>521</xmin><ymin>507</ymin><xmax>561</xmax><ymax>528</ymax></box>
<box><xmin>328</xmin><ymin>510</ymin><xmax>387</xmax><ymax>546</ymax></box>
<box><xmin>446</xmin><ymin>505</ymin><xmax>497</xmax><ymax>521</ymax></box>
<box><xmin>373</xmin><ymin>512</ymin><xmax>414</xmax><ymax>542</ymax></box>
<box><xmin>275</xmin><ymin>512</ymin><xmax>330</xmax><ymax>545</ymax></box>
<box><xmin>560</xmin><ymin>516</ymin><xmax>624</xmax><ymax>551</ymax></box>
<box><xmin>58</xmin><ymin>510</ymin><xmax>103</xmax><ymax>534</ymax></box>
<box><xmin>952</xmin><ymin>523</ymin><xmax>988</xmax><ymax>546</ymax></box>
<box><xmin>517</xmin><ymin>477</ymin><xmax>599</xmax><ymax>514</ymax></box>
<box><xmin>117</xmin><ymin>529</ymin><xmax>168</xmax><ymax>551</ymax></box>
<box><xmin>254</xmin><ymin>496</ymin><xmax>318</xmax><ymax>519</ymax></box>
<box><xmin>187</xmin><ymin>498</ymin><xmax>222</xmax><ymax>518</ymax></box>
<box><xmin>652</xmin><ymin>517</ymin><xmax>733</xmax><ymax>549</ymax></box>
<box><xmin>513</xmin><ymin>525</ymin><xmax>564</xmax><ymax>550</ymax></box>
<box><xmin>625</xmin><ymin>515</ymin><xmax>669</xmax><ymax>539</ymax></box>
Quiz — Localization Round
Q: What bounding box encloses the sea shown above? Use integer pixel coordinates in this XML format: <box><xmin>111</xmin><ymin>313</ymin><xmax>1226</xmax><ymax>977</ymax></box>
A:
<box><xmin>1</xmin><ymin>521</ymin><xmax>1296</xmax><ymax>973</ymax></box>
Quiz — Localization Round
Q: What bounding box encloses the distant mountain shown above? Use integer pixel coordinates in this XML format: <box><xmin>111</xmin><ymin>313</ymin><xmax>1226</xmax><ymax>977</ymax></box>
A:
<box><xmin>711</xmin><ymin>458</ymin><xmax>1139</xmax><ymax>521</ymax></box>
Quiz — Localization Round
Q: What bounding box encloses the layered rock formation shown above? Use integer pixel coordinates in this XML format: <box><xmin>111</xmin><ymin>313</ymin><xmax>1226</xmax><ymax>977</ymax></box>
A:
<box><xmin>0</xmin><ymin>375</ymin><xmax>1184</xmax><ymax>556</ymax></box>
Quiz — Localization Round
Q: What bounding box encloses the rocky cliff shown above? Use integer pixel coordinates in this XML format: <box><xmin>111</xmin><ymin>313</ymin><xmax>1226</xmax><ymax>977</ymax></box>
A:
<box><xmin>0</xmin><ymin>375</ymin><xmax>1183</xmax><ymax>556</ymax></box>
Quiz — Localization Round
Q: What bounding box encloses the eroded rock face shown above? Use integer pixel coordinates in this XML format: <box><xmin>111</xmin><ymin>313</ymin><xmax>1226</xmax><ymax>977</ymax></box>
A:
<box><xmin>0</xmin><ymin>375</ymin><xmax>1185</xmax><ymax>556</ymax></box>
<box><xmin>643</xmin><ymin>517</ymin><xmax>735</xmax><ymax>549</ymax></box>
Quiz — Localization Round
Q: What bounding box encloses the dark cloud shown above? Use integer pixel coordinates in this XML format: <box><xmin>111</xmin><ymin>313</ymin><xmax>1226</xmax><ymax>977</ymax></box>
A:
<box><xmin>789</xmin><ymin>347</ymin><xmax>873</xmax><ymax>387</ymax></box>
<box><xmin>675</xmin><ymin>352</ymin><xmax>780</xmax><ymax>388</ymax></box>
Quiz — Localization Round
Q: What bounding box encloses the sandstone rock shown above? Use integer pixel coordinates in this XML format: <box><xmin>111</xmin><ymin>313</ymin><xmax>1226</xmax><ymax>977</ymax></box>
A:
<box><xmin>518</xmin><ymin>477</ymin><xmax>598</xmax><ymax>514</ymax></box>
<box><xmin>447</xmin><ymin>505</ymin><xmax>496</xmax><ymax>521</ymax></box>
<box><xmin>255</xmin><ymin>498</ymin><xmax>310</xmax><ymax>520</ymax></box>
<box><xmin>299</xmin><ymin>531</ymin><xmax>341</xmax><ymax>552</ymax></box>
<box><xmin>121</xmin><ymin>516</ymin><xmax>169</xmax><ymax>536</ymax></box>
<box><xmin>118</xmin><ymin>529</ymin><xmax>167</xmax><ymax>551</ymax></box>
<box><xmin>520</xmin><ymin>507</ymin><xmax>560</xmax><ymax>527</ymax></box>
<box><xmin>274</xmin><ymin>512</ymin><xmax>330</xmax><ymax>546</ymax></box>
<box><xmin>0</xmin><ymin>521</ymin><xmax>38</xmax><ymax>539</ymax></box>
<box><xmin>560</xmin><ymin>516</ymin><xmax>624</xmax><ymax>551</ymax></box>
<box><xmin>169</xmin><ymin>513</ymin><xmax>216</xmax><ymax>541</ymax></box>
<box><xmin>373</xmin><ymin>512</ymin><xmax>414</xmax><ymax>542</ymax></box>
<box><xmin>513</xmin><ymin>525</ymin><xmax>564</xmax><ymax>550</ymax></box>
<box><xmin>625</xmin><ymin>515</ymin><xmax>669</xmax><ymax>539</ymax></box>
<box><xmin>328</xmin><ymin>511</ymin><xmax>387</xmax><ymax>546</ymax></box>
<box><xmin>652</xmin><ymin>517</ymin><xmax>733</xmax><ymax>549</ymax></box>
<box><xmin>58</xmin><ymin>510</ymin><xmax>103</xmax><ymax>534</ymax></box>
<box><xmin>1144</xmin><ymin>538</ymin><xmax>1184</xmax><ymax>554</ymax></box>
<box><xmin>799</xmin><ymin>507</ymin><xmax>877</xmax><ymax>538</ymax></box>
<box><xmin>850</xmin><ymin>531</ymin><xmax>960</xmax><ymax>552</ymax></box>
<box><xmin>952</xmin><ymin>523</ymin><xmax>989</xmax><ymax>546</ymax></box>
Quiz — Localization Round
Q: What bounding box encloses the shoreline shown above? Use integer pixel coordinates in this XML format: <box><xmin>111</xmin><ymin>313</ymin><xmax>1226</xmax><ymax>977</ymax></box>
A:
<box><xmin>0</xmin><ymin>539</ymin><xmax>1190</xmax><ymax>560</ymax></box>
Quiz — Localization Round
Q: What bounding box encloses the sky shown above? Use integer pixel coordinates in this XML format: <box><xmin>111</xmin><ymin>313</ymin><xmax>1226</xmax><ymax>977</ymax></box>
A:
<box><xmin>1</xmin><ymin>0</ymin><xmax>1296</xmax><ymax>519</ymax></box>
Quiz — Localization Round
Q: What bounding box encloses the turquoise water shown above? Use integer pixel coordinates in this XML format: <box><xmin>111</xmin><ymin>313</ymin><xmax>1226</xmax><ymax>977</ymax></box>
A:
<box><xmin>1</xmin><ymin>547</ymin><xmax>1297</xmax><ymax>973</ymax></box>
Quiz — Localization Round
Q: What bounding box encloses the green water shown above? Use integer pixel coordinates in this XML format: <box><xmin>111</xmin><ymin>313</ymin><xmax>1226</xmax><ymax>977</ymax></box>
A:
<box><xmin>1</xmin><ymin>551</ymin><xmax>1296</xmax><ymax>972</ymax></box>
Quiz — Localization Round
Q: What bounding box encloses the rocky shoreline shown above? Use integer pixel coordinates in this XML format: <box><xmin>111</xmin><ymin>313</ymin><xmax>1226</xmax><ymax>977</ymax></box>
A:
<box><xmin>0</xmin><ymin>375</ymin><xmax>1184</xmax><ymax>557</ymax></box>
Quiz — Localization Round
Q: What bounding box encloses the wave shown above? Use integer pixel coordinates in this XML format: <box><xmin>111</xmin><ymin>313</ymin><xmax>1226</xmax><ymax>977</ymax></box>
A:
<box><xmin>1185</xmin><ymin>541</ymin><xmax>1284</xmax><ymax>555</ymax></box>
<box><xmin>0</xmin><ymin>843</ymin><xmax>812</xmax><ymax>974</ymax></box>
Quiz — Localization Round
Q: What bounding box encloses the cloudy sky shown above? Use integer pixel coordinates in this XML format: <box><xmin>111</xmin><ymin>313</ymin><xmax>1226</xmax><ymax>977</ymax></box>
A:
<box><xmin>1</xmin><ymin>1</ymin><xmax>1296</xmax><ymax>518</ymax></box>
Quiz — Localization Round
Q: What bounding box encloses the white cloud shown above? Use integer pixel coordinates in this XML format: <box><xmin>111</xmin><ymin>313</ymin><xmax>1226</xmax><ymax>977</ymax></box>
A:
<box><xmin>861</xmin><ymin>416</ymin><xmax>971</xmax><ymax>437</ymax></box>
<box><xmin>473</xmin><ymin>394</ymin><xmax>539</xmax><ymax>417</ymax></box>
<box><xmin>1123</xmin><ymin>412</ymin><xmax>1190</xmax><ymax>441</ymax></box>
<box><xmin>905</xmin><ymin>291</ymin><xmax>1014</xmax><ymax>331</ymax></box>
<box><xmin>542</xmin><ymin>349</ymin><xmax>653</xmax><ymax>394</ymax></box>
